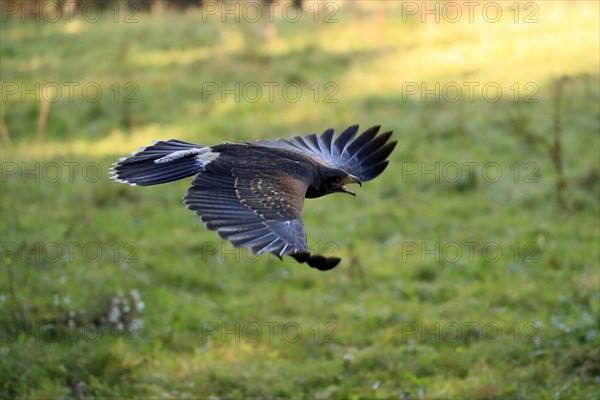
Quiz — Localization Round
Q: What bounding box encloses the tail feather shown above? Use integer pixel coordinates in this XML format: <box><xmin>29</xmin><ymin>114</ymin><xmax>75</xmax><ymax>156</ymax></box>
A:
<box><xmin>110</xmin><ymin>140</ymin><xmax>216</xmax><ymax>186</ymax></box>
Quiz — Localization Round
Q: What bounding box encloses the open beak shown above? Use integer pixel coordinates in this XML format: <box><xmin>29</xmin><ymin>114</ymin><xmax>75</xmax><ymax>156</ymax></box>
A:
<box><xmin>341</xmin><ymin>186</ymin><xmax>356</xmax><ymax>196</ymax></box>
<box><xmin>341</xmin><ymin>174</ymin><xmax>362</xmax><ymax>196</ymax></box>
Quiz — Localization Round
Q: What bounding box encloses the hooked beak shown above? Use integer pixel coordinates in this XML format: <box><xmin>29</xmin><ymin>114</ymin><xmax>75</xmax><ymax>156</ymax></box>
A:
<box><xmin>341</xmin><ymin>174</ymin><xmax>362</xmax><ymax>196</ymax></box>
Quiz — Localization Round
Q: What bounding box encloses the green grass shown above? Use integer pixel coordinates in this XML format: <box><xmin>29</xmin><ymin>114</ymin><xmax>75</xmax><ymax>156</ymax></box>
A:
<box><xmin>1</xmin><ymin>2</ymin><xmax>599</xmax><ymax>398</ymax></box>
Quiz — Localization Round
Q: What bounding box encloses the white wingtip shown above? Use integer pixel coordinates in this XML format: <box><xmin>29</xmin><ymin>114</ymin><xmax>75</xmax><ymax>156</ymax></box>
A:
<box><xmin>111</xmin><ymin>176</ymin><xmax>130</xmax><ymax>185</ymax></box>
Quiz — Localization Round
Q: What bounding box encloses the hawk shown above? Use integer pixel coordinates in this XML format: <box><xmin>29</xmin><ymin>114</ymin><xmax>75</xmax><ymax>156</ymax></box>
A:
<box><xmin>110</xmin><ymin>125</ymin><xmax>396</xmax><ymax>271</ymax></box>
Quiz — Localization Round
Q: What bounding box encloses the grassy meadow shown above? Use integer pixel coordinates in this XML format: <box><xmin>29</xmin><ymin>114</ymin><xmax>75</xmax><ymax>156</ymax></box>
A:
<box><xmin>1</xmin><ymin>1</ymin><xmax>599</xmax><ymax>398</ymax></box>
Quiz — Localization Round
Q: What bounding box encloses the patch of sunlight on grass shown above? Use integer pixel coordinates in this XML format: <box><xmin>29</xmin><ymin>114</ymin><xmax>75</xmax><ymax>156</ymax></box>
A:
<box><xmin>221</xmin><ymin>24</ymin><xmax>254</xmax><ymax>51</ymax></box>
<box><xmin>131</xmin><ymin>47</ymin><xmax>213</xmax><ymax>68</ymax></box>
<box><xmin>8</xmin><ymin>124</ymin><xmax>185</xmax><ymax>160</ymax></box>
<box><xmin>158</xmin><ymin>341</ymin><xmax>280</xmax><ymax>383</ymax></box>
<box><xmin>338</xmin><ymin>1</ymin><xmax>599</xmax><ymax>99</ymax></box>
<box><xmin>3</xmin><ymin>98</ymin><xmax>332</xmax><ymax>161</ymax></box>
<box><xmin>262</xmin><ymin>32</ymin><xmax>321</xmax><ymax>58</ymax></box>
<box><xmin>212</xmin><ymin>341</ymin><xmax>263</xmax><ymax>364</ymax></box>
<box><xmin>63</xmin><ymin>20</ymin><xmax>82</xmax><ymax>35</ymax></box>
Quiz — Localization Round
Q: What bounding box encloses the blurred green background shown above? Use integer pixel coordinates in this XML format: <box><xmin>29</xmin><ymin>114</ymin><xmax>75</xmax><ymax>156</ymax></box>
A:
<box><xmin>1</xmin><ymin>0</ymin><xmax>599</xmax><ymax>398</ymax></box>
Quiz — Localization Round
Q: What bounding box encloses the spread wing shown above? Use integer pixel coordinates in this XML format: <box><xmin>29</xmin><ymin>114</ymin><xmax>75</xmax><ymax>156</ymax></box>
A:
<box><xmin>183</xmin><ymin>157</ymin><xmax>340</xmax><ymax>271</ymax></box>
<box><xmin>250</xmin><ymin>125</ymin><xmax>397</xmax><ymax>182</ymax></box>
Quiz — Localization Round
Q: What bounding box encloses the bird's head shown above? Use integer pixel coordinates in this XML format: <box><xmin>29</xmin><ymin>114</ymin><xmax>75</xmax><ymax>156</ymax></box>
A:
<box><xmin>326</xmin><ymin>170</ymin><xmax>362</xmax><ymax>196</ymax></box>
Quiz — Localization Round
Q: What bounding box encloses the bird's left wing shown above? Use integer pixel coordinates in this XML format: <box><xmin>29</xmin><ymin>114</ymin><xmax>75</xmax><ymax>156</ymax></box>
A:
<box><xmin>183</xmin><ymin>158</ymin><xmax>340</xmax><ymax>270</ymax></box>
<box><xmin>249</xmin><ymin>125</ymin><xmax>397</xmax><ymax>182</ymax></box>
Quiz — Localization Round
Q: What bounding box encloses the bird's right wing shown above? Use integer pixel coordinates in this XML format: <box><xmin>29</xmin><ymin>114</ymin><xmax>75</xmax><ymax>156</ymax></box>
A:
<box><xmin>183</xmin><ymin>157</ymin><xmax>340</xmax><ymax>270</ymax></box>
<box><xmin>250</xmin><ymin>125</ymin><xmax>397</xmax><ymax>182</ymax></box>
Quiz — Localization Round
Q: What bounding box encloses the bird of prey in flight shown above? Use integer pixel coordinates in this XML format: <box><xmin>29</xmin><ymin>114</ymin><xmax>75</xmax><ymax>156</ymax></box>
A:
<box><xmin>111</xmin><ymin>125</ymin><xmax>396</xmax><ymax>271</ymax></box>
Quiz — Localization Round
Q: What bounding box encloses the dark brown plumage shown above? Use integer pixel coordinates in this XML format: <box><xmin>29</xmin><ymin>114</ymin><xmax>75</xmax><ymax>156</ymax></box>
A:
<box><xmin>110</xmin><ymin>125</ymin><xmax>396</xmax><ymax>271</ymax></box>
